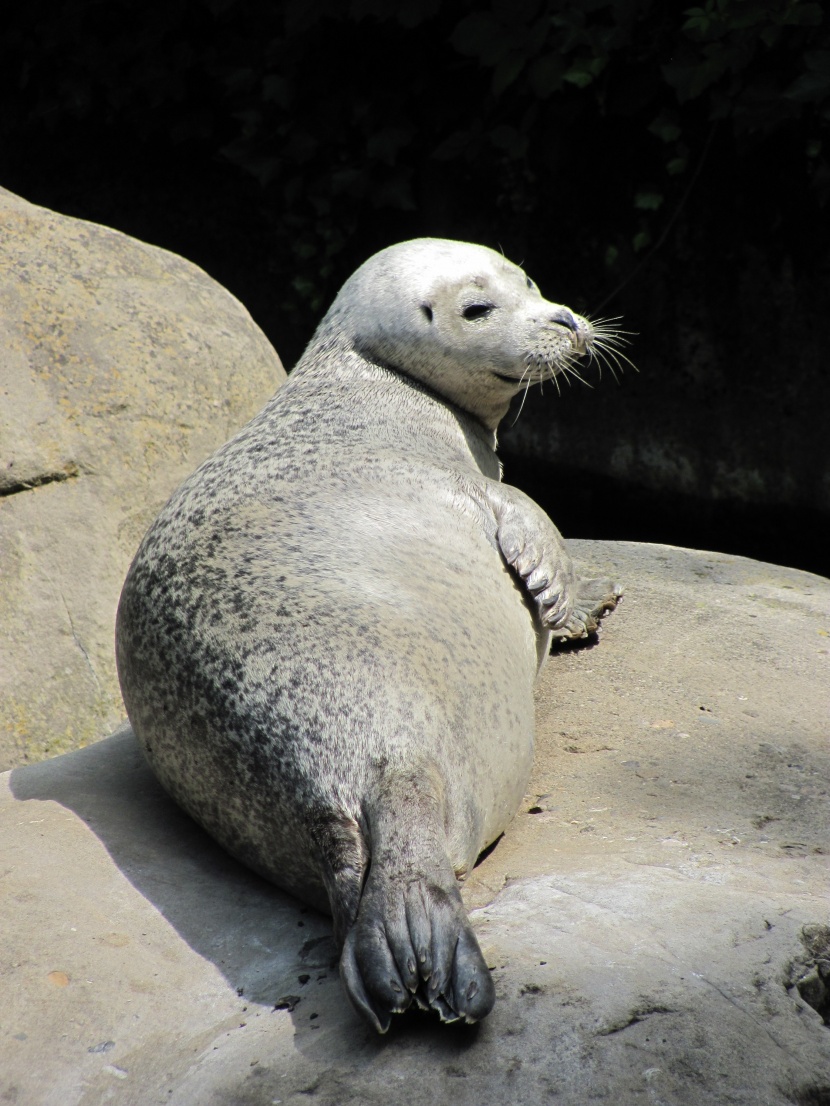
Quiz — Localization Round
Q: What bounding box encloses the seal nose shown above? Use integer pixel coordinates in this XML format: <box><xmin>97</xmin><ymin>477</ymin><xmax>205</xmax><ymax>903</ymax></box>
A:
<box><xmin>549</xmin><ymin>307</ymin><xmax>578</xmax><ymax>333</ymax></box>
<box><xmin>549</xmin><ymin>307</ymin><xmax>588</xmax><ymax>355</ymax></box>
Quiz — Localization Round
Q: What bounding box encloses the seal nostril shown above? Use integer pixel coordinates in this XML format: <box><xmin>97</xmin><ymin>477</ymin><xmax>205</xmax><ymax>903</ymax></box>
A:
<box><xmin>550</xmin><ymin>309</ymin><xmax>578</xmax><ymax>333</ymax></box>
<box><xmin>421</xmin><ymin>304</ymin><xmax>433</xmax><ymax>323</ymax></box>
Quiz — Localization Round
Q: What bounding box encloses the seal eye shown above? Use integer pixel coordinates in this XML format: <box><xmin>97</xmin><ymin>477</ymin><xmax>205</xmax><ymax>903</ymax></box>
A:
<box><xmin>421</xmin><ymin>304</ymin><xmax>434</xmax><ymax>322</ymax></box>
<box><xmin>462</xmin><ymin>304</ymin><xmax>494</xmax><ymax>321</ymax></box>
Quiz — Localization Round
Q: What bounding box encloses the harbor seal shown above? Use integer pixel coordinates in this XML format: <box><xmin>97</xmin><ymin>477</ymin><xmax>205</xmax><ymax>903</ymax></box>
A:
<box><xmin>115</xmin><ymin>238</ymin><xmax>623</xmax><ymax>1032</ymax></box>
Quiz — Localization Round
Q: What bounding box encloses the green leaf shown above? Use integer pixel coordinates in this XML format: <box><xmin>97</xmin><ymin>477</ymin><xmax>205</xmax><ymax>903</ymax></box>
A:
<box><xmin>663</xmin><ymin>44</ymin><xmax>731</xmax><ymax>102</ymax></box>
<box><xmin>632</xmin><ymin>229</ymin><xmax>652</xmax><ymax>252</ymax></box>
<box><xmin>634</xmin><ymin>190</ymin><xmax>664</xmax><ymax>210</ymax></box>
<box><xmin>293</xmin><ymin>240</ymin><xmax>317</xmax><ymax>261</ymax></box>
<box><xmin>682</xmin><ymin>12</ymin><xmax>712</xmax><ymax>35</ymax></box>
<box><xmin>563</xmin><ymin>65</ymin><xmax>595</xmax><ymax>89</ymax></box>
<box><xmin>649</xmin><ymin>112</ymin><xmax>681</xmax><ymax>143</ymax></box>
<box><xmin>291</xmin><ymin>275</ymin><xmax>315</xmax><ymax>297</ymax></box>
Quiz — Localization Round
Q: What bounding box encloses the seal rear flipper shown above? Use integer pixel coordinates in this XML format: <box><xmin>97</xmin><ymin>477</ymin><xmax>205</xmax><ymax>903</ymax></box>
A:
<box><xmin>340</xmin><ymin>863</ymin><xmax>495</xmax><ymax>1033</ymax></box>
<box><xmin>338</xmin><ymin>772</ymin><xmax>495</xmax><ymax>1033</ymax></box>
<box><xmin>313</xmin><ymin>811</ymin><xmax>370</xmax><ymax>946</ymax></box>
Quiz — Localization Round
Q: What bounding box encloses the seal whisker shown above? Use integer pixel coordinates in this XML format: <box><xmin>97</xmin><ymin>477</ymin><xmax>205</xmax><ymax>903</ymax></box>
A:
<box><xmin>591</xmin><ymin>332</ymin><xmax>635</xmax><ymax>355</ymax></box>
<box><xmin>511</xmin><ymin>362</ymin><xmax>537</xmax><ymax>423</ymax></box>
<box><xmin>587</xmin><ymin>344</ymin><xmax>619</xmax><ymax>383</ymax></box>
<box><xmin>585</xmin><ymin>313</ymin><xmax>637</xmax><ymax>336</ymax></box>
<box><xmin>584</xmin><ymin>313</ymin><xmax>637</xmax><ymax>353</ymax></box>
<box><xmin>549</xmin><ymin>360</ymin><xmax>563</xmax><ymax>397</ymax></box>
<box><xmin>585</xmin><ymin>313</ymin><xmax>628</xmax><ymax>329</ymax></box>
<box><xmin>561</xmin><ymin>359</ymin><xmax>593</xmax><ymax>389</ymax></box>
<box><xmin>590</xmin><ymin>327</ymin><xmax>633</xmax><ymax>345</ymax></box>
<box><xmin>592</xmin><ymin>339</ymin><xmax>638</xmax><ymax>375</ymax></box>
<box><xmin>590</xmin><ymin>339</ymin><xmax>625</xmax><ymax>381</ymax></box>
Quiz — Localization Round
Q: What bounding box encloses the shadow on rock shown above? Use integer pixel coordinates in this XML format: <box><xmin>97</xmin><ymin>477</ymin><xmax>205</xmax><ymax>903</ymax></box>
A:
<box><xmin>8</xmin><ymin>726</ymin><xmax>345</xmax><ymax>1020</ymax></box>
<box><xmin>8</xmin><ymin>726</ymin><xmax>499</xmax><ymax>1057</ymax></box>
<box><xmin>6</xmin><ymin>726</ymin><xmax>543</xmax><ymax>1064</ymax></box>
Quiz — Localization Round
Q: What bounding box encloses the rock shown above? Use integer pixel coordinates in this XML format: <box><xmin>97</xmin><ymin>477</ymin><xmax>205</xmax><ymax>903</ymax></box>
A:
<box><xmin>0</xmin><ymin>187</ymin><xmax>286</xmax><ymax>769</ymax></box>
<box><xmin>2</xmin><ymin>541</ymin><xmax>828</xmax><ymax>1105</ymax></box>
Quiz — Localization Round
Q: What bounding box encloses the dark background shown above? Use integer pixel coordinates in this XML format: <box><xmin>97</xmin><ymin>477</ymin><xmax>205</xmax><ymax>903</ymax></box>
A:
<box><xmin>3</xmin><ymin>0</ymin><xmax>829</xmax><ymax>574</ymax></box>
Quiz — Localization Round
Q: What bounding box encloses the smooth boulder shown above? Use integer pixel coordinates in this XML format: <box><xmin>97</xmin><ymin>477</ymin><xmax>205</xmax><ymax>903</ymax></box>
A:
<box><xmin>0</xmin><ymin>188</ymin><xmax>285</xmax><ymax>769</ymax></box>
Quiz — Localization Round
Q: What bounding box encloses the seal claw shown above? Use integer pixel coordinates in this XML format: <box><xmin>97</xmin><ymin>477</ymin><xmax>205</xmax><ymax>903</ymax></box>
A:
<box><xmin>339</xmin><ymin>931</ymin><xmax>394</xmax><ymax>1034</ymax></box>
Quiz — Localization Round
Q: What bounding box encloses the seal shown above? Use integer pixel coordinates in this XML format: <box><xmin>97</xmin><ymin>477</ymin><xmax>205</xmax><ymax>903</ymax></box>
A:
<box><xmin>115</xmin><ymin>238</ymin><xmax>623</xmax><ymax>1032</ymax></box>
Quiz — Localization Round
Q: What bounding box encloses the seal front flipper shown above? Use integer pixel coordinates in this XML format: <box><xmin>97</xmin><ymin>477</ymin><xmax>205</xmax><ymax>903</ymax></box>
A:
<box><xmin>338</xmin><ymin>771</ymin><xmax>495</xmax><ymax>1033</ymax></box>
<box><xmin>477</xmin><ymin>480</ymin><xmax>621</xmax><ymax>638</ymax></box>
<box><xmin>477</xmin><ymin>480</ymin><xmax>578</xmax><ymax>631</ymax></box>
<box><xmin>562</xmin><ymin>575</ymin><xmax>624</xmax><ymax>640</ymax></box>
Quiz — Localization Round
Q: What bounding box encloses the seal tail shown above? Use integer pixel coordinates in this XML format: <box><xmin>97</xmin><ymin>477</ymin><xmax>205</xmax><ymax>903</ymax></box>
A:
<box><xmin>337</xmin><ymin>769</ymin><xmax>495</xmax><ymax>1033</ymax></box>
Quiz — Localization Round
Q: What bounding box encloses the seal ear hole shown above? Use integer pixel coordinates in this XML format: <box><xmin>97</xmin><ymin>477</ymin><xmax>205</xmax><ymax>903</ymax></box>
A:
<box><xmin>420</xmin><ymin>304</ymin><xmax>434</xmax><ymax>323</ymax></box>
<box><xmin>462</xmin><ymin>303</ymin><xmax>495</xmax><ymax>321</ymax></box>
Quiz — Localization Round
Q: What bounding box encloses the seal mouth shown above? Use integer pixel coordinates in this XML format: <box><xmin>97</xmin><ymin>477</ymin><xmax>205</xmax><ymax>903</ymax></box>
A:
<box><xmin>550</xmin><ymin>321</ymin><xmax>589</xmax><ymax>358</ymax></box>
<box><xmin>570</xmin><ymin>331</ymin><xmax>589</xmax><ymax>357</ymax></box>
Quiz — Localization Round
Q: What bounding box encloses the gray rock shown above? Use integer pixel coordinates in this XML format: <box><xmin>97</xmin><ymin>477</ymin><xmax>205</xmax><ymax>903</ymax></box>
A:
<box><xmin>0</xmin><ymin>187</ymin><xmax>286</xmax><ymax>769</ymax></box>
<box><xmin>2</xmin><ymin>541</ymin><xmax>828</xmax><ymax>1105</ymax></box>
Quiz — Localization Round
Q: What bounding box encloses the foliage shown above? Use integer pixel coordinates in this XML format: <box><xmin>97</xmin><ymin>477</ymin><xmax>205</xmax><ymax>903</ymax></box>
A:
<box><xmin>1</xmin><ymin>0</ymin><xmax>828</xmax><ymax>355</ymax></box>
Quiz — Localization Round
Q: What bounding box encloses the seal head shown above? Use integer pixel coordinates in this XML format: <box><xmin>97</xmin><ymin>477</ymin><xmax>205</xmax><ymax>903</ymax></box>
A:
<box><xmin>319</xmin><ymin>238</ymin><xmax>593</xmax><ymax>430</ymax></box>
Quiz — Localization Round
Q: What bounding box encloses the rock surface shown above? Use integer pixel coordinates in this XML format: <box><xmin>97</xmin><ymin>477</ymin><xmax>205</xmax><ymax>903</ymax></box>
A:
<box><xmin>0</xmin><ymin>187</ymin><xmax>286</xmax><ymax>769</ymax></box>
<box><xmin>2</xmin><ymin>541</ymin><xmax>828</xmax><ymax>1105</ymax></box>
